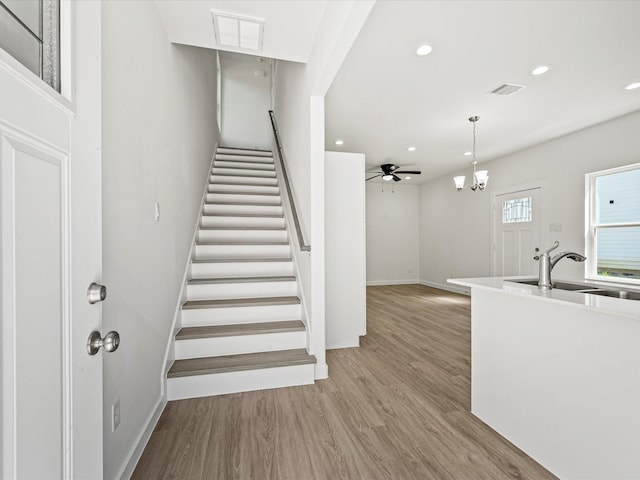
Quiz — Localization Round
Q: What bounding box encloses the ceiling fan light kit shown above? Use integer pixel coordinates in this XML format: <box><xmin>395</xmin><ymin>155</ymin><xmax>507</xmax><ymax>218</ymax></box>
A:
<box><xmin>366</xmin><ymin>163</ymin><xmax>421</xmax><ymax>183</ymax></box>
<box><xmin>454</xmin><ymin>116</ymin><xmax>489</xmax><ymax>192</ymax></box>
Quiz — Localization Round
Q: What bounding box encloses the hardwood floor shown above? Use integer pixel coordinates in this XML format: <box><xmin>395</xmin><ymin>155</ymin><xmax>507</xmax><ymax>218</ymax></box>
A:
<box><xmin>132</xmin><ymin>284</ymin><xmax>556</xmax><ymax>480</ymax></box>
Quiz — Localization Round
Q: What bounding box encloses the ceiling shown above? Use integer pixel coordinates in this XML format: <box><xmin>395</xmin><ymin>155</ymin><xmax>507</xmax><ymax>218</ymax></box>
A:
<box><xmin>154</xmin><ymin>0</ymin><xmax>328</xmax><ymax>63</ymax></box>
<box><xmin>325</xmin><ymin>1</ymin><xmax>640</xmax><ymax>184</ymax></box>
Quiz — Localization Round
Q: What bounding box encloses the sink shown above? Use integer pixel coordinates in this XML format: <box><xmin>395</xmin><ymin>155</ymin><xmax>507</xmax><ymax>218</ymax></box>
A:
<box><xmin>511</xmin><ymin>279</ymin><xmax>596</xmax><ymax>291</ymax></box>
<box><xmin>586</xmin><ymin>290</ymin><xmax>640</xmax><ymax>300</ymax></box>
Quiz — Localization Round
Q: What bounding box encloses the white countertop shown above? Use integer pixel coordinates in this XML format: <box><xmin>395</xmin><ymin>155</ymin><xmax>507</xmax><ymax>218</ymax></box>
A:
<box><xmin>448</xmin><ymin>276</ymin><xmax>640</xmax><ymax>319</ymax></box>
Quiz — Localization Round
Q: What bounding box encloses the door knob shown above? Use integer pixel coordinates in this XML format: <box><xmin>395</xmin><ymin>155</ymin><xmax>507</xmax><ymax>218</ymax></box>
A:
<box><xmin>87</xmin><ymin>282</ymin><xmax>107</xmax><ymax>304</ymax></box>
<box><xmin>87</xmin><ymin>330</ymin><xmax>120</xmax><ymax>355</ymax></box>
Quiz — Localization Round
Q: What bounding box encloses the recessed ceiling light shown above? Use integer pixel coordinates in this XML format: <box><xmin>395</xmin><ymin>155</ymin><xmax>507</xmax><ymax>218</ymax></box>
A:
<box><xmin>624</xmin><ymin>82</ymin><xmax>640</xmax><ymax>90</ymax></box>
<box><xmin>335</xmin><ymin>140</ymin><xmax>344</xmax><ymax>145</ymax></box>
<box><xmin>416</xmin><ymin>44</ymin><xmax>433</xmax><ymax>56</ymax></box>
<box><xmin>531</xmin><ymin>65</ymin><xmax>550</xmax><ymax>76</ymax></box>
<box><xmin>407</xmin><ymin>146</ymin><xmax>416</xmax><ymax>152</ymax></box>
<box><xmin>405</xmin><ymin>176</ymin><xmax>412</xmax><ymax>180</ymax></box>
<box><xmin>464</xmin><ymin>151</ymin><xmax>472</xmax><ymax>156</ymax></box>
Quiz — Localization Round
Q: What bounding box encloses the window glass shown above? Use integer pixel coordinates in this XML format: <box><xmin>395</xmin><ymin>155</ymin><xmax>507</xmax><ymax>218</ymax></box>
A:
<box><xmin>502</xmin><ymin>197</ymin><xmax>532</xmax><ymax>224</ymax></box>
<box><xmin>0</xmin><ymin>0</ymin><xmax>60</xmax><ymax>92</ymax></box>
<box><xmin>596</xmin><ymin>226</ymin><xmax>640</xmax><ymax>279</ymax></box>
<box><xmin>595</xmin><ymin>168</ymin><xmax>640</xmax><ymax>224</ymax></box>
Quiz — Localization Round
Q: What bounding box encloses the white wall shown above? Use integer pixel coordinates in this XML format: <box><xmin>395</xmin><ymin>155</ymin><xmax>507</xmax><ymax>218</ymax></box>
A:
<box><xmin>366</xmin><ymin>182</ymin><xmax>420</xmax><ymax>285</ymax></box>
<box><xmin>272</xmin><ymin>1</ymin><xmax>374</xmax><ymax>378</ymax></box>
<box><xmin>325</xmin><ymin>152</ymin><xmax>366</xmax><ymax>349</ymax></box>
<box><xmin>420</xmin><ymin>110</ymin><xmax>640</xmax><ymax>292</ymax></box>
<box><xmin>101</xmin><ymin>2</ymin><xmax>217</xmax><ymax>478</ymax></box>
<box><xmin>219</xmin><ymin>52</ymin><xmax>272</xmax><ymax>150</ymax></box>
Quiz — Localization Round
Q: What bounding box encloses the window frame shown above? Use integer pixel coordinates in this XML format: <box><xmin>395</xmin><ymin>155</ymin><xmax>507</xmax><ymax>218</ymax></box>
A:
<box><xmin>585</xmin><ymin>162</ymin><xmax>640</xmax><ymax>285</ymax></box>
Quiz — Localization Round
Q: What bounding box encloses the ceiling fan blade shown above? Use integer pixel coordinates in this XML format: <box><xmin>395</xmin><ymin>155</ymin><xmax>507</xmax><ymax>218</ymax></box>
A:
<box><xmin>392</xmin><ymin>174</ymin><xmax>401</xmax><ymax>182</ymax></box>
<box><xmin>394</xmin><ymin>170</ymin><xmax>421</xmax><ymax>175</ymax></box>
<box><xmin>366</xmin><ymin>174</ymin><xmax>383</xmax><ymax>181</ymax></box>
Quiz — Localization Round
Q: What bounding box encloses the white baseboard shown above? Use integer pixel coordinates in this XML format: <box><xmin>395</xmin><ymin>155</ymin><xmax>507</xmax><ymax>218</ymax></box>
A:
<box><xmin>366</xmin><ymin>279</ymin><xmax>419</xmax><ymax>286</ymax></box>
<box><xmin>326</xmin><ymin>338</ymin><xmax>360</xmax><ymax>350</ymax></box>
<box><xmin>314</xmin><ymin>362</ymin><xmax>329</xmax><ymax>380</ymax></box>
<box><xmin>118</xmin><ymin>395</ymin><xmax>166</xmax><ymax>480</ymax></box>
<box><xmin>418</xmin><ymin>280</ymin><xmax>470</xmax><ymax>296</ymax></box>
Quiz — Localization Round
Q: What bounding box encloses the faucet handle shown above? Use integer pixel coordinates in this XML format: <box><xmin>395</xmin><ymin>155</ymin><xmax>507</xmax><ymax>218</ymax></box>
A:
<box><xmin>543</xmin><ymin>241</ymin><xmax>560</xmax><ymax>255</ymax></box>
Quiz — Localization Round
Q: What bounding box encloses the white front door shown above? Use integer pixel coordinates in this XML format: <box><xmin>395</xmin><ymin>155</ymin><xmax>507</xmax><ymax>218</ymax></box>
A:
<box><xmin>494</xmin><ymin>187</ymin><xmax>542</xmax><ymax>277</ymax></box>
<box><xmin>0</xmin><ymin>2</ymin><xmax>103</xmax><ymax>478</ymax></box>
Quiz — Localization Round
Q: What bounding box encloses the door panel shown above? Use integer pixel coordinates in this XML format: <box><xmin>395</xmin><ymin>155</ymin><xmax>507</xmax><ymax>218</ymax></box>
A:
<box><xmin>495</xmin><ymin>188</ymin><xmax>542</xmax><ymax>277</ymax></box>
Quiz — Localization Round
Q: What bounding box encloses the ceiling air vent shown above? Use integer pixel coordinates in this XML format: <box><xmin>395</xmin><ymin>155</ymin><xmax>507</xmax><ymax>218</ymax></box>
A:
<box><xmin>490</xmin><ymin>83</ymin><xmax>526</xmax><ymax>96</ymax></box>
<box><xmin>211</xmin><ymin>11</ymin><xmax>265</xmax><ymax>52</ymax></box>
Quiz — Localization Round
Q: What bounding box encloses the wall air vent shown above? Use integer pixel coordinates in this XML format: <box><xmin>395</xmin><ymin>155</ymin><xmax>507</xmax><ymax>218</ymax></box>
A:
<box><xmin>211</xmin><ymin>11</ymin><xmax>265</xmax><ymax>52</ymax></box>
<box><xmin>490</xmin><ymin>83</ymin><xmax>526</xmax><ymax>96</ymax></box>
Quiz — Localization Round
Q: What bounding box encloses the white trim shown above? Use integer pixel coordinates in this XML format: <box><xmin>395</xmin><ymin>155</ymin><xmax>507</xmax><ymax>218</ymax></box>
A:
<box><xmin>116</xmin><ymin>396</ymin><xmax>166</xmax><ymax>480</ymax></box>
<box><xmin>366</xmin><ymin>279</ymin><xmax>418</xmax><ymax>286</ymax></box>
<box><xmin>585</xmin><ymin>161</ymin><xmax>640</xmax><ymax>285</ymax></box>
<box><xmin>160</xmin><ymin>146</ymin><xmax>218</xmax><ymax>395</ymax></box>
<box><xmin>419</xmin><ymin>280</ymin><xmax>471</xmax><ymax>296</ymax></box>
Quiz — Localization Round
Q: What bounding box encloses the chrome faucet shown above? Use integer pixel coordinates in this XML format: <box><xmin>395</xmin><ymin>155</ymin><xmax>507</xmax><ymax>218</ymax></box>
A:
<box><xmin>535</xmin><ymin>241</ymin><xmax>587</xmax><ymax>289</ymax></box>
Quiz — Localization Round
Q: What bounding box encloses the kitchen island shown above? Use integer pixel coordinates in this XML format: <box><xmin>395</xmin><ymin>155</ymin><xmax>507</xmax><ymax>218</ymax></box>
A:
<box><xmin>449</xmin><ymin>277</ymin><xmax>640</xmax><ymax>479</ymax></box>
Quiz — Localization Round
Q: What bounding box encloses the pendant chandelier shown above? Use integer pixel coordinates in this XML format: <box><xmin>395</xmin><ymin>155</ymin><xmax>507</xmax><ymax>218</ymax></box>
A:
<box><xmin>453</xmin><ymin>116</ymin><xmax>489</xmax><ymax>191</ymax></box>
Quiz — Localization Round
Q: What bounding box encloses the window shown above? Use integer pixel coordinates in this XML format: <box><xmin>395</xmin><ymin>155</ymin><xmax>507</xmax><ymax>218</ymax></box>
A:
<box><xmin>586</xmin><ymin>163</ymin><xmax>640</xmax><ymax>282</ymax></box>
<box><xmin>0</xmin><ymin>0</ymin><xmax>60</xmax><ymax>92</ymax></box>
<box><xmin>502</xmin><ymin>196</ymin><xmax>532</xmax><ymax>223</ymax></box>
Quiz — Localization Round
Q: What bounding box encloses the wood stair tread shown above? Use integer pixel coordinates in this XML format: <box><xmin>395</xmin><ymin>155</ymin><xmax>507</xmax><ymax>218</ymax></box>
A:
<box><xmin>198</xmin><ymin>226</ymin><xmax>286</xmax><ymax>231</ymax></box>
<box><xmin>212</xmin><ymin>164</ymin><xmax>274</xmax><ymax>171</ymax></box>
<box><xmin>196</xmin><ymin>241</ymin><xmax>289</xmax><ymax>246</ymax></box>
<box><xmin>168</xmin><ymin>349</ymin><xmax>316</xmax><ymax>378</ymax></box>
<box><xmin>188</xmin><ymin>276</ymin><xmax>296</xmax><ymax>285</ymax></box>
<box><xmin>191</xmin><ymin>257</ymin><xmax>292</xmax><ymax>264</ymax></box>
<box><xmin>211</xmin><ymin>172</ymin><xmax>276</xmax><ymax>178</ymax></box>
<box><xmin>182</xmin><ymin>296</ymin><xmax>300</xmax><ymax>310</ymax></box>
<box><xmin>175</xmin><ymin>320</ymin><xmax>305</xmax><ymax>340</ymax></box>
<box><xmin>201</xmin><ymin>213</ymin><xmax>283</xmax><ymax>218</ymax></box>
<box><xmin>207</xmin><ymin>191</ymin><xmax>280</xmax><ymax>196</ymax></box>
<box><xmin>205</xmin><ymin>201</ymin><xmax>282</xmax><ymax>206</ymax></box>
<box><xmin>218</xmin><ymin>146</ymin><xmax>272</xmax><ymax>154</ymax></box>
<box><xmin>210</xmin><ymin>181</ymin><xmax>279</xmax><ymax>187</ymax></box>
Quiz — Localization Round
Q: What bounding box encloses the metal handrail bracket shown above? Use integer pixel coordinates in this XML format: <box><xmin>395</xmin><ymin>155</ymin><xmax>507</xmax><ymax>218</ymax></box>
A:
<box><xmin>268</xmin><ymin>110</ymin><xmax>311</xmax><ymax>252</ymax></box>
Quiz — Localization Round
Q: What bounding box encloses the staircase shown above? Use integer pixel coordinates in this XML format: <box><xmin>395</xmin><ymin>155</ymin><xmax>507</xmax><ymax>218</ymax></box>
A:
<box><xmin>166</xmin><ymin>147</ymin><xmax>316</xmax><ymax>401</ymax></box>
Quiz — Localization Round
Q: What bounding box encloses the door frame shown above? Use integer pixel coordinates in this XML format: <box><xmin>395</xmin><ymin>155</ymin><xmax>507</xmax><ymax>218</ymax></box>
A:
<box><xmin>491</xmin><ymin>181</ymin><xmax>546</xmax><ymax>276</ymax></box>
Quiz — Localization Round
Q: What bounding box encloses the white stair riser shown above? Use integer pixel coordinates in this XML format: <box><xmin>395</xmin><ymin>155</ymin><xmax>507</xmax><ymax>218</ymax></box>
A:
<box><xmin>203</xmin><ymin>204</ymin><xmax>283</xmax><ymax>216</ymax></box>
<box><xmin>209</xmin><ymin>184</ymin><xmax>280</xmax><ymax>195</ymax></box>
<box><xmin>191</xmin><ymin>261</ymin><xmax>294</xmax><ymax>279</ymax></box>
<box><xmin>167</xmin><ymin>364</ymin><xmax>314</xmax><ymax>401</ymax></box>
<box><xmin>201</xmin><ymin>215</ymin><xmax>285</xmax><ymax>229</ymax></box>
<box><xmin>174</xmin><ymin>331</ymin><xmax>306</xmax><ymax>360</ymax></box>
<box><xmin>187</xmin><ymin>280</ymin><xmax>297</xmax><ymax>301</ymax></box>
<box><xmin>210</xmin><ymin>175</ymin><xmax>277</xmax><ymax>186</ymax></box>
<box><xmin>214</xmin><ymin>161</ymin><xmax>274</xmax><ymax>170</ymax></box>
<box><xmin>216</xmin><ymin>152</ymin><xmax>273</xmax><ymax>161</ymax></box>
<box><xmin>181</xmin><ymin>303</ymin><xmax>302</xmax><ymax>327</ymax></box>
<box><xmin>198</xmin><ymin>229</ymin><xmax>287</xmax><ymax>243</ymax></box>
<box><xmin>206</xmin><ymin>193</ymin><xmax>281</xmax><ymax>205</ymax></box>
<box><xmin>211</xmin><ymin>167</ymin><xmax>275</xmax><ymax>178</ymax></box>
<box><xmin>195</xmin><ymin>244</ymin><xmax>290</xmax><ymax>259</ymax></box>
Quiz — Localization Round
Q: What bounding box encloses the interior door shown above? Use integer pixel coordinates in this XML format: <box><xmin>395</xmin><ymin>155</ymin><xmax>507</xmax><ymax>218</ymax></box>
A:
<box><xmin>0</xmin><ymin>2</ymin><xmax>103</xmax><ymax>478</ymax></box>
<box><xmin>494</xmin><ymin>188</ymin><xmax>542</xmax><ymax>277</ymax></box>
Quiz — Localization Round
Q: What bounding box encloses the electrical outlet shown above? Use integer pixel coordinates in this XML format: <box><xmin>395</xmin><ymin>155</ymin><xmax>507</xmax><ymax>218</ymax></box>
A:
<box><xmin>112</xmin><ymin>398</ymin><xmax>120</xmax><ymax>432</ymax></box>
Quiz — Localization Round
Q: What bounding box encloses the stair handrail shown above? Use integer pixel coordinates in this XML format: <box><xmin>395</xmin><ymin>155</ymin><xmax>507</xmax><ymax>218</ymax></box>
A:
<box><xmin>268</xmin><ymin>110</ymin><xmax>311</xmax><ymax>252</ymax></box>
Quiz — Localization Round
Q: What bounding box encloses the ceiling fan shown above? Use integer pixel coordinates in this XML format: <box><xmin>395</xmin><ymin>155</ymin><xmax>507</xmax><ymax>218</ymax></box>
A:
<box><xmin>366</xmin><ymin>163</ymin><xmax>421</xmax><ymax>182</ymax></box>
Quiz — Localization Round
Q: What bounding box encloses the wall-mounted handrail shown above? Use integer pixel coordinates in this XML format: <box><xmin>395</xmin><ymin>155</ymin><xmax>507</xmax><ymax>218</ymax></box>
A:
<box><xmin>268</xmin><ymin>110</ymin><xmax>311</xmax><ymax>252</ymax></box>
